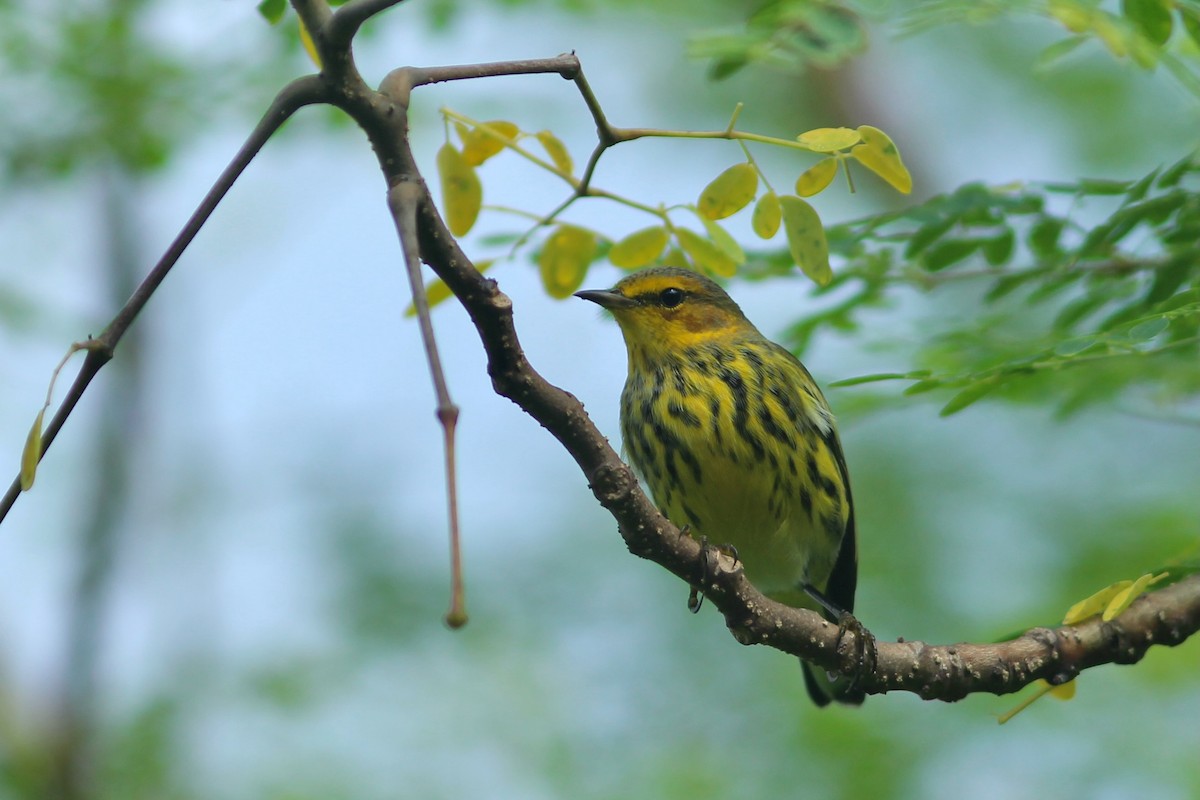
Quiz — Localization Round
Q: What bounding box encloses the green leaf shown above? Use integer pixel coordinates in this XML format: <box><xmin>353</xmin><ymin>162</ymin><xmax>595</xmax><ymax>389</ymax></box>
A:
<box><xmin>257</xmin><ymin>0</ymin><xmax>288</xmax><ymax>24</ymax></box>
<box><xmin>1053</xmin><ymin>293</ymin><xmax>1110</xmax><ymax>331</ymax></box>
<box><xmin>1145</xmin><ymin>256</ymin><xmax>1192</xmax><ymax>303</ymax></box>
<box><xmin>903</xmin><ymin>379</ymin><xmax>943</xmax><ymax>396</ymax></box>
<box><xmin>708</xmin><ymin>56</ymin><xmax>748</xmax><ymax>81</ymax></box>
<box><xmin>1028</xmin><ymin>272</ymin><xmax>1082</xmax><ymax>304</ymax></box>
<box><xmin>1117</xmin><ymin>192</ymin><xmax>1188</xmax><ymax>226</ymax></box>
<box><xmin>904</xmin><ymin>215</ymin><xmax>958</xmax><ymax>259</ymax></box>
<box><xmin>1034</xmin><ymin>35</ymin><xmax>1089</xmax><ymax>70</ymax></box>
<box><xmin>1158</xmin><ymin>153</ymin><xmax>1197</xmax><ymax>188</ymax></box>
<box><xmin>922</xmin><ymin>239</ymin><xmax>980</xmax><ymax>271</ymax></box>
<box><xmin>1124</xmin><ymin>166</ymin><xmax>1161</xmax><ymax>203</ymax></box>
<box><xmin>1121</xmin><ymin>0</ymin><xmax>1172</xmax><ymax>46</ymax></box>
<box><xmin>1029</xmin><ymin>217</ymin><xmax>1065</xmax><ymax>257</ymax></box>
<box><xmin>982</xmin><ymin>228</ymin><xmax>1015</xmax><ymax>266</ymax></box>
<box><xmin>1079</xmin><ymin>213</ymin><xmax>1139</xmax><ymax>258</ymax></box>
<box><xmin>1071</xmin><ymin>178</ymin><xmax>1134</xmax><ymax>196</ymax></box>
<box><xmin>779</xmin><ymin>195</ymin><xmax>832</xmax><ymax>286</ymax></box>
<box><xmin>984</xmin><ymin>274</ymin><xmax>1033</xmax><ymax>303</ymax></box>
<box><xmin>1054</xmin><ymin>335</ymin><xmax>1101</xmax><ymax>357</ymax></box>
<box><xmin>1181</xmin><ymin>5</ymin><xmax>1200</xmax><ymax>50</ymax></box>
<box><xmin>1098</xmin><ymin>300</ymin><xmax>1148</xmax><ymax>331</ymax></box>
<box><xmin>1127</xmin><ymin>317</ymin><xmax>1168</xmax><ymax>340</ymax></box>
<box><xmin>939</xmin><ymin>379</ymin><xmax>998</xmax><ymax>417</ymax></box>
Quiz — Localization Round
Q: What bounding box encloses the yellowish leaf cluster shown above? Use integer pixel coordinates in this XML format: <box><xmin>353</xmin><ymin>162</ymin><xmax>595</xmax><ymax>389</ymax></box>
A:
<box><xmin>998</xmin><ymin>571</ymin><xmax>1168</xmax><ymax>724</ymax></box>
<box><xmin>423</xmin><ymin>108</ymin><xmax>911</xmax><ymax>306</ymax></box>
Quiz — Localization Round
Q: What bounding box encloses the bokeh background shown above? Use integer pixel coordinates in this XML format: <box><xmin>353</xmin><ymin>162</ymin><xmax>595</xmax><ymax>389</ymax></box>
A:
<box><xmin>1</xmin><ymin>1</ymin><xmax>1198</xmax><ymax>798</ymax></box>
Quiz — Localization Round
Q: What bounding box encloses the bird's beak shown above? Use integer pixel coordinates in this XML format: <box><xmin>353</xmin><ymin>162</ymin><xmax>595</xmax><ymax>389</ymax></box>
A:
<box><xmin>574</xmin><ymin>289</ymin><xmax>636</xmax><ymax>309</ymax></box>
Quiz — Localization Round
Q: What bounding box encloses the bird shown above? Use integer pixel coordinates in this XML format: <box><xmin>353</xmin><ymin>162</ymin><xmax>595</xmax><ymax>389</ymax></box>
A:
<box><xmin>576</xmin><ymin>266</ymin><xmax>862</xmax><ymax>706</ymax></box>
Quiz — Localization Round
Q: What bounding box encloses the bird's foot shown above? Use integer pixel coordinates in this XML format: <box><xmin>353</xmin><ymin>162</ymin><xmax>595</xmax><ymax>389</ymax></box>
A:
<box><xmin>834</xmin><ymin>611</ymin><xmax>877</xmax><ymax>699</ymax></box>
<box><xmin>687</xmin><ymin>536</ymin><xmax>739</xmax><ymax>614</ymax></box>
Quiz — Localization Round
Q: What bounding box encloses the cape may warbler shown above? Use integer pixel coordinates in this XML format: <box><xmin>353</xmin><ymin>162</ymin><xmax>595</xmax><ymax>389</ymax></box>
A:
<box><xmin>577</xmin><ymin>266</ymin><xmax>861</xmax><ymax>706</ymax></box>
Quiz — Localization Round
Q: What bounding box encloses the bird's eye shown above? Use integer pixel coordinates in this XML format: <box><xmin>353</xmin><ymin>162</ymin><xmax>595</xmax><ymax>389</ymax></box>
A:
<box><xmin>659</xmin><ymin>288</ymin><xmax>685</xmax><ymax>308</ymax></box>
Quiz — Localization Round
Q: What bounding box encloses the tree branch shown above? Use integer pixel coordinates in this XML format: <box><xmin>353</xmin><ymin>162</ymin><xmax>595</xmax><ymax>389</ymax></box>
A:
<box><xmin>0</xmin><ymin>76</ymin><xmax>329</xmax><ymax>525</ymax></box>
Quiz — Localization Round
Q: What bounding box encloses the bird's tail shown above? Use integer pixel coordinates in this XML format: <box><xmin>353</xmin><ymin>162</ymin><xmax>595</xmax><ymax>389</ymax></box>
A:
<box><xmin>802</xmin><ymin>659</ymin><xmax>865</xmax><ymax>707</ymax></box>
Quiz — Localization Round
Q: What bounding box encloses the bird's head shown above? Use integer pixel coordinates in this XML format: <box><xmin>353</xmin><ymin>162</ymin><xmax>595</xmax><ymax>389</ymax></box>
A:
<box><xmin>575</xmin><ymin>267</ymin><xmax>756</xmax><ymax>357</ymax></box>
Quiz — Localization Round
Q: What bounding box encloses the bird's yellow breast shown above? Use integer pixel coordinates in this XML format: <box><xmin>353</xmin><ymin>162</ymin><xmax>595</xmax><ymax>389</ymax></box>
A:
<box><xmin>619</xmin><ymin>335</ymin><xmax>848</xmax><ymax>598</ymax></box>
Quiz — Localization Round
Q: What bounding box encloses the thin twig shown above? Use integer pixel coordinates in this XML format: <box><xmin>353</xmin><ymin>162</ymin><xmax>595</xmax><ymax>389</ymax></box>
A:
<box><xmin>0</xmin><ymin>76</ymin><xmax>328</xmax><ymax>525</ymax></box>
<box><xmin>329</xmin><ymin>0</ymin><xmax>408</xmax><ymax>48</ymax></box>
<box><xmin>387</xmin><ymin>181</ymin><xmax>466</xmax><ymax>628</ymax></box>
<box><xmin>404</xmin><ymin>54</ymin><xmax>580</xmax><ymax>89</ymax></box>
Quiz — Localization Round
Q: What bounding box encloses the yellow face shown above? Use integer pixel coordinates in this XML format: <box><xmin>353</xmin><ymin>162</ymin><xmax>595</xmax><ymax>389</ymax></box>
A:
<box><xmin>575</xmin><ymin>267</ymin><xmax>755</xmax><ymax>357</ymax></box>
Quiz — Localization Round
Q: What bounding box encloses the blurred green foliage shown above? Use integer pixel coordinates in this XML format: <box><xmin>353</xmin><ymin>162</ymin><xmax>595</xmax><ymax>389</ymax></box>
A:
<box><xmin>780</xmin><ymin>158</ymin><xmax>1200</xmax><ymax>417</ymax></box>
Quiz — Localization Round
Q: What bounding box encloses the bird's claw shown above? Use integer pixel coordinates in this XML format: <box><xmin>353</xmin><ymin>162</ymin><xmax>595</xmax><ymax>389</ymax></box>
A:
<box><xmin>687</xmin><ymin>536</ymin><xmax>740</xmax><ymax>614</ymax></box>
<box><xmin>834</xmin><ymin>611</ymin><xmax>877</xmax><ymax>698</ymax></box>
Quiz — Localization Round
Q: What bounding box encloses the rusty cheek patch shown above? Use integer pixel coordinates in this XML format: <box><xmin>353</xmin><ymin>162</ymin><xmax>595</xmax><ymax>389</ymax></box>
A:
<box><xmin>676</xmin><ymin>305</ymin><xmax>725</xmax><ymax>332</ymax></box>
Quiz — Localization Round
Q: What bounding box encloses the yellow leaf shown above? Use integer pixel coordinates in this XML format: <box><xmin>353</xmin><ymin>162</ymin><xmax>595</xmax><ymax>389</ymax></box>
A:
<box><xmin>453</xmin><ymin>121</ymin><xmax>472</xmax><ymax>146</ymax></box>
<box><xmin>536</xmin><ymin>130</ymin><xmax>573</xmax><ymax>176</ymax></box>
<box><xmin>796</xmin><ymin>127</ymin><xmax>861</xmax><ymax>153</ymax></box>
<box><xmin>1048</xmin><ymin>0</ymin><xmax>1092</xmax><ymax>33</ymax></box>
<box><xmin>461</xmin><ymin>120</ymin><xmax>519</xmax><ymax>167</ymax></box>
<box><xmin>436</xmin><ymin>143</ymin><xmax>482</xmax><ymax>237</ymax></box>
<box><xmin>20</xmin><ymin>408</ymin><xmax>45</xmax><ymax>492</ymax></box>
<box><xmin>697</xmin><ymin>163</ymin><xmax>758</xmax><ymax>221</ymax></box>
<box><xmin>404</xmin><ymin>260</ymin><xmax>494</xmax><ymax>317</ymax></box>
<box><xmin>1093</xmin><ymin>13</ymin><xmax>1128</xmax><ymax>58</ymax></box>
<box><xmin>700</xmin><ymin>217</ymin><xmax>746</xmax><ymax>266</ymax></box>
<box><xmin>1102</xmin><ymin>572</ymin><xmax>1167</xmax><ymax>621</ymax></box>
<box><xmin>1048</xmin><ymin>679</ymin><xmax>1076</xmax><ymax>700</ymax></box>
<box><xmin>779</xmin><ymin>195</ymin><xmax>831</xmax><ymax>286</ymax></box>
<box><xmin>610</xmin><ymin>226</ymin><xmax>669</xmax><ymax>270</ymax></box>
<box><xmin>676</xmin><ymin>229</ymin><xmax>737</xmax><ymax>278</ymax></box>
<box><xmin>663</xmin><ymin>246</ymin><xmax>689</xmax><ymax>269</ymax></box>
<box><xmin>298</xmin><ymin>17</ymin><xmax>321</xmax><ymax>69</ymax></box>
<box><xmin>795</xmin><ymin>157</ymin><xmax>839</xmax><ymax>197</ymax></box>
<box><xmin>752</xmin><ymin>192</ymin><xmax>782</xmax><ymax>239</ymax></box>
<box><xmin>539</xmin><ymin>226</ymin><xmax>596</xmax><ymax>299</ymax></box>
<box><xmin>1062</xmin><ymin>581</ymin><xmax>1131</xmax><ymax>625</ymax></box>
<box><xmin>850</xmin><ymin>125</ymin><xmax>912</xmax><ymax>194</ymax></box>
